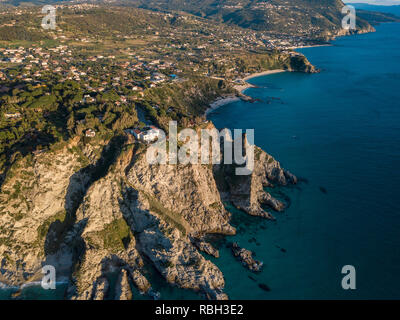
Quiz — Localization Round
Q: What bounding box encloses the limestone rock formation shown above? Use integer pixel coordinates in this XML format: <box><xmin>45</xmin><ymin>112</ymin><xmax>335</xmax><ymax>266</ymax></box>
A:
<box><xmin>0</xmin><ymin>130</ymin><xmax>296</xmax><ymax>300</ymax></box>
<box><xmin>115</xmin><ymin>269</ymin><xmax>133</xmax><ymax>300</ymax></box>
<box><xmin>190</xmin><ymin>237</ymin><xmax>220</xmax><ymax>258</ymax></box>
<box><xmin>215</xmin><ymin>146</ymin><xmax>297</xmax><ymax>220</ymax></box>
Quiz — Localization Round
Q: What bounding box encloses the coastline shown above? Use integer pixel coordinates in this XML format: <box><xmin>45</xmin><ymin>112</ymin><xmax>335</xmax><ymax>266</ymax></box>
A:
<box><xmin>242</xmin><ymin>69</ymin><xmax>286</xmax><ymax>81</ymax></box>
<box><xmin>204</xmin><ymin>41</ymin><xmax>343</xmax><ymax>116</ymax></box>
<box><xmin>205</xmin><ymin>96</ymin><xmax>241</xmax><ymax>115</ymax></box>
<box><xmin>206</xmin><ymin>23</ymin><xmax>400</xmax><ymax>299</ymax></box>
<box><xmin>288</xmin><ymin>44</ymin><xmax>332</xmax><ymax>49</ymax></box>
<box><xmin>205</xmin><ymin>69</ymin><xmax>286</xmax><ymax>116</ymax></box>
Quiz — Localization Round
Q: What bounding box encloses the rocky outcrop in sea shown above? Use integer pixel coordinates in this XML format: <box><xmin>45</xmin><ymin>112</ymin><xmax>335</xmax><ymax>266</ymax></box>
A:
<box><xmin>231</xmin><ymin>243</ymin><xmax>263</xmax><ymax>273</ymax></box>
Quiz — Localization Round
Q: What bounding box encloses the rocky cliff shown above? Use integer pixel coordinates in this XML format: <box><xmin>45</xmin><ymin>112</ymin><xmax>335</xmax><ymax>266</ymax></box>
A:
<box><xmin>0</xmin><ymin>127</ymin><xmax>296</xmax><ymax>300</ymax></box>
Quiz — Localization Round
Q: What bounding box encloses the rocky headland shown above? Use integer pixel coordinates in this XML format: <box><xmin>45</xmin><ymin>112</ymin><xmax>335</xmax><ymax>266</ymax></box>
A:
<box><xmin>0</xmin><ymin>122</ymin><xmax>296</xmax><ymax>300</ymax></box>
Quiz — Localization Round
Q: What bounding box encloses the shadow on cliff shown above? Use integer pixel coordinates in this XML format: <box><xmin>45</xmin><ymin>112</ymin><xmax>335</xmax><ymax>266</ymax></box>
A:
<box><xmin>117</xmin><ymin>183</ymin><xmax>178</xmax><ymax>295</ymax></box>
<box><xmin>42</xmin><ymin>135</ymin><xmax>127</xmax><ymax>289</ymax></box>
<box><xmin>124</xmin><ymin>142</ymin><xmax>142</xmax><ymax>177</ymax></box>
<box><xmin>90</xmin><ymin>255</ymin><xmax>129</xmax><ymax>300</ymax></box>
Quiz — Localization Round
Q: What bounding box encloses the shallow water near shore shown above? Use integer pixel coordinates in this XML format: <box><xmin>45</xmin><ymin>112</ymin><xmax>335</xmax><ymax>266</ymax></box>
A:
<box><xmin>209</xmin><ymin>22</ymin><xmax>400</xmax><ymax>299</ymax></box>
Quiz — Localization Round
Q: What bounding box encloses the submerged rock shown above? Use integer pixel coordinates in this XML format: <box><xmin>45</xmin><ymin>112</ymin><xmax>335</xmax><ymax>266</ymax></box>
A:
<box><xmin>275</xmin><ymin>245</ymin><xmax>287</xmax><ymax>253</ymax></box>
<box><xmin>258</xmin><ymin>283</ymin><xmax>271</xmax><ymax>292</ymax></box>
<box><xmin>319</xmin><ymin>186</ymin><xmax>328</xmax><ymax>194</ymax></box>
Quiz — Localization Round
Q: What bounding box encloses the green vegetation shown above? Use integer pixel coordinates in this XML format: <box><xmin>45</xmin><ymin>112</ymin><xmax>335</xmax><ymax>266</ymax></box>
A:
<box><xmin>209</xmin><ymin>202</ymin><xmax>223</xmax><ymax>211</ymax></box>
<box><xmin>95</xmin><ymin>218</ymin><xmax>131</xmax><ymax>252</ymax></box>
<box><xmin>142</xmin><ymin>77</ymin><xmax>234</xmax><ymax>129</ymax></box>
<box><xmin>37</xmin><ymin>210</ymin><xmax>67</xmax><ymax>243</ymax></box>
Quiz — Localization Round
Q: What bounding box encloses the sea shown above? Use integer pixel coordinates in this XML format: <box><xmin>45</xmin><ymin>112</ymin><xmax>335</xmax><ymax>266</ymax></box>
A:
<box><xmin>1</xmin><ymin>17</ymin><xmax>399</xmax><ymax>301</ymax></box>
<box><xmin>208</xmin><ymin>21</ymin><xmax>400</xmax><ymax>299</ymax></box>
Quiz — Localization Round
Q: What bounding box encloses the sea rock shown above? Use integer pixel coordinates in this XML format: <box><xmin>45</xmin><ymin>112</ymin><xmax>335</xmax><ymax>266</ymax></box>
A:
<box><xmin>231</xmin><ymin>243</ymin><xmax>263</xmax><ymax>272</ymax></box>
<box><xmin>115</xmin><ymin>269</ymin><xmax>132</xmax><ymax>300</ymax></box>
<box><xmin>131</xmin><ymin>269</ymin><xmax>151</xmax><ymax>294</ymax></box>
<box><xmin>215</xmin><ymin>146</ymin><xmax>296</xmax><ymax>219</ymax></box>
<box><xmin>93</xmin><ymin>277</ymin><xmax>110</xmax><ymax>300</ymax></box>
<box><xmin>138</xmin><ymin>226</ymin><xmax>227</xmax><ymax>300</ymax></box>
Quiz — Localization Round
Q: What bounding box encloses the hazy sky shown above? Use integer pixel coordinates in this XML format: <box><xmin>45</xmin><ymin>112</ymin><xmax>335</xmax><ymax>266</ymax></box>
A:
<box><xmin>345</xmin><ymin>0</ymin><xmax>400</xmax><ymax>5</ymax></box>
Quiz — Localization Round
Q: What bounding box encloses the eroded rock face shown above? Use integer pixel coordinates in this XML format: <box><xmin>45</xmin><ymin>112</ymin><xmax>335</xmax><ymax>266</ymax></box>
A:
<box><xmin>215</xmin><ymin>146</ymin><xmax>297</xmax><ymax>220</ymax></box>
<box><xmin>93</xmin><ymin>277</ymin><xmax>109</xmax><ymax>300</ymax></box>
<box><xmin>190</xmin><ymin>237</ymin><xmax>219</xmax><ymax>258</ymax></box>
<box><xmin>115</xmin><ymin>269</ymin><xmax>133</xmax><ymax>301</ymax></box>
<box><xmin>139</xmin><ymin>228</ymin><xmax>226</xmax><ymax>299</ymax></box>
<box><xmin>131</xmin><ymin>269</ymin><xmax>151</xmax><ymax>294</ymax></box>
<box><xmin>0</xmin><ymin>131</ymin><xmax>296</xmax><ymax>300</ymax></box>
<box><xmin>119</xmin><ymin>185</ymin><xmax>228</xmax><ymax>300</ymax></box>
<box><xmin>127</xmin><ymin>152</ymin><xmax>236</xmax><ymax>236</ymax></box>
<box><xmin>0</xmin><ymin>143</ymin><xmax>96</xmax><ymax>286</ymax></box>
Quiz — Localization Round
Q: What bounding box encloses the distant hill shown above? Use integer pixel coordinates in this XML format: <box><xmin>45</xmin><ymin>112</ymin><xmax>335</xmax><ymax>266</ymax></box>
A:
<box><xmin>349</xmin><ymin>3</ymin><xmax>400</xmax><ymax>16</ymax></box>
<box><xmin>2</xmin><ymin>0</ymin><xmax>398</xmax><ymax>39</ymax></box>
<box><xmin>348</xmin><ymin>3</ymin><xmax>400</xmax><ymax>24</ymax></box>
<box><xmin>129</xmin><ymin>0</ymin><xmax>373</xmax><ymax>37</ymax></box>
<box><xmin>3</xmin><ymin>0</ymin><xmax>372</xmax><ymax>38</ymax></box>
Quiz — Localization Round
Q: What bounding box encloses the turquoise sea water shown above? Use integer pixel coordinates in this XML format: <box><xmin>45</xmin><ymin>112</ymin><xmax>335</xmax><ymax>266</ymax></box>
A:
<box><xmin>208</xmin><ymin>22</ymin><xmax>400</xmax><ymax>299</ymax></box>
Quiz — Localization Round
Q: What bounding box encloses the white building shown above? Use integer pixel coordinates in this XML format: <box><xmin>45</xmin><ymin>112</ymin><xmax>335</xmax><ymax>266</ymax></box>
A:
<box><xmin>128</xmin><ymin>126</ymin><xmax>162</xmax><ymax>143</ymax></box>
<box><xmin>85</xmin><ymin>129</ymin><xmax>96</xmax><ymax>138</ymax></box>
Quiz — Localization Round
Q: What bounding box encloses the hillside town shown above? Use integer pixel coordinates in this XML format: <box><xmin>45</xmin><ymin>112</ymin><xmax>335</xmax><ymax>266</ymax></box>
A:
<box><xmin>0</xmin><ymin>4</ymin><xmax>320</xmax><ymax>157</ymax></box>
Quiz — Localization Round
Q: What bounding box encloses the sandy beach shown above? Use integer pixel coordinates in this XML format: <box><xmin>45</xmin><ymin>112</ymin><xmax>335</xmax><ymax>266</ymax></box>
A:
<box><xmin>205</xmin><ymin>95</ymin><xmax>241</xmax><ymax>115</ymax></box>
<box><xmin>288</xmin><ymin>44</ymin><xmax>332</xmax><ymax>50</ymax></box>
<box><xmin>205</xmin><ymin>69</ymin><xmax>286</xmax><ymax>115</ymax></box>
<box><xmin>242</xmin><ymin>69</ymin><xmax>285</xmax><ymax>81</ymax></box>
